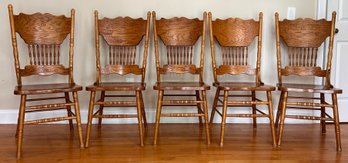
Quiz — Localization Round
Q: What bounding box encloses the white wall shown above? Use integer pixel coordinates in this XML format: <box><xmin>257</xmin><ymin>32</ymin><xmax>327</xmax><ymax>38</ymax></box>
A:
<box><xmin>0</xmin><ymin>0</ymin><xmax>317</xmax><ymax>124</ymax></box>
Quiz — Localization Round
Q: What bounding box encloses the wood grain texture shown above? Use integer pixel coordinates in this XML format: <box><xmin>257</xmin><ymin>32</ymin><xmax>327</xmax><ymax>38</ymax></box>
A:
<box><xmin>86</xmin><ymin>82</ymin><xmax>145</xmax><ymax>91</ymax></box>
<box><xmin>213</xmin><ymin>82</ymin><xmax>275</xmax><ymax>91</ymax></box>
<box><xmin>100</xmin><ymin>65</ymin><xmax>143</xmax><ymax>75</ymax></box>
<box><xmin>14</xmin><ymin>83</ymin><xmax>82</xmax><ymax>95</ymax></box>
<box><xmin>153</xmin><ymin>82</ymin><xmax>210</xmax><ymax>91</ymax></box>
<box><xmin>277</xmin><ymin>83</ymin><xmax>342</xmax><ymax>93</ymax></box>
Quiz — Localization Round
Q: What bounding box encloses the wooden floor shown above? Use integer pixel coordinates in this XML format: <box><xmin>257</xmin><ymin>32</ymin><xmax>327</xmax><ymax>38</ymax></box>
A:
<box><xmin>0</xmin><ymin>123</ymin><xmax>347</xmax><ymax>162</ymax></box>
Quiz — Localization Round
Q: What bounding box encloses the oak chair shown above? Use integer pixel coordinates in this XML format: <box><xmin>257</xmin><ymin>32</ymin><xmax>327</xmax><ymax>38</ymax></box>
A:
<box><xmin>275</xmin><ymin>12</ymin><xmax>343</xmax><ymax>151</ymax></box>
<box><xmin>85</xmin><ymin>11</ymin><xmax>150</xmax><ymax>147</ymax></box>
<box><xmin>8</xmin><ymin>5</ymin><xmax>84</xmax><ymax>159</ymax></box>
<box><xmin>208</xmin><ymin>12</ymin><xmax>276</xmax><ymax>146</ymax></box>
<box><xmin>152</xmin><ymin>11</ymin><xmax>210</xmax><ymax>145</ymax></box>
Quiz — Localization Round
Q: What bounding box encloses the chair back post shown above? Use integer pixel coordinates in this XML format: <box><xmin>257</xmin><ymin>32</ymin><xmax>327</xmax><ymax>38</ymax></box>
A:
<box><xmin>199</xmin><ymin>12</ymin><xmax>207</xmax><ymax>84</ymax></box>
<box><xmin>275</xmin><ymin>12</ymin><xmax>283</xmax><ymax>85</ymax></box>
<box><xmin>208</xmin><ymin>12</ymin><xmax>218</xmax><ymax>84</ymax></box>
<box><xmin>325</xmin><ymin>11</ymin><xmax>337</xmax><ymax>88</ymax></box>
<box><xmin>152</xmin><ymin>11</ymin><xmax>161</xmax><ymax>82</ymax></box>
<box><xmin>94</xmin><ymin>10</ymin><xmax>101</xmax><ymax>85</ymax></box>
<box><xmin>141</xmin><ymin>12</ymin><xmax>151</xmax><ymax>83</ymax></box>
<box><xmin>68</xmin><ymin>9</ymin><xmax>75</xmax><ymax>84</ymax></box>
<box><xmin>256</xmin><ymin>12</ymin><xmax>263</xmax><ymax>86</ymax></box>
<box><xmin>8</xmin><ymin>4</ymin><xmax>22</xmax><ymax>86</ymax></box>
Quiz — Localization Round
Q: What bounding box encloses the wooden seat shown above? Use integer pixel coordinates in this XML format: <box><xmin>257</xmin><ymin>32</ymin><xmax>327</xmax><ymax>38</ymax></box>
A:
<box><xmin>214</xmin><ymin>82</ymin><xmax>275</xmax><ymax>91</ymax></box>
<box><xmin>86</xmin><ymin>82</ymin><xmax>146</xmax><ymax>91</ymax></box>
<box><xmin>85</xmin><ymin>11</ymin><xmax>150</xmax><ymax>147</ymax></box>
<box><xmin>152</xmin><ymin>11</ymin><xmax>210</xmax><ymax>145</ymax></box>
<box><xmin>8</xmin><ymin>5</ymin><xmax>84</xmax><ymax>159</ymax></box>
<box><xmin>274</xmin><ymin>12</ymin><xmax>343</xmax><ymax>151</ymax></box>
<box><xmin>154</xmin><ymin>82</ymin><xmax>210</xmax><ymax>91</ymax></box>
<box><xmin>208</xmin><ymin>12</ymin><xmax>276</xmax><ymax>147</ymax></box>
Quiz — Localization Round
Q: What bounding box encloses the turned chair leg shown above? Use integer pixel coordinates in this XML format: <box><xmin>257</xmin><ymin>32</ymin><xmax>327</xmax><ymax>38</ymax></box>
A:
<box><xmin>219</xmin><ymin>90</ymin><xmax>228</xmax><ymax>146</ymax></box>
<box><xmin>202</xmin><ymin>90</ymin><xmax>211</xmax><ymax>145</ymax></box>
<box><xmin>153</xmin><ymin>90</ymin><xmax>164</xmax><ymax>145</ymax></box>
<box><xmin>98</xmin><ymin>91</ymin><xmax>105</xmax><ymax>128</ymax></box>
<box><xmin>332</xmin><ymin>93</ymin><xmax>342</xmax><ymax>152</ymax></box>
<box><xmin>85</xmin><ymin>91</ymin><xmax>96</xmax><ymax>148</ymax></box>
<box><xmin>65</xmin><ymin>92</ymin><xmax>74</xmax><ymax>131</ymax></box>
<box><xmin>72</xmin><ymin>92</ymin><xmax>84</xmax><ymax>149</ymax></box>
<box><xmin>320</xmin><ymin>93</ymin><xmax>326</xmax><ymax>134</ymax></box>
<box><xmin>140</xmin><ymin>92</ymin><xmax>147</xmax><ymax>129</ymax></box>
<box><xmin>275</xmin><ymin>92</ymin><xmax>284</xmax><ymax>129</ymax></box>
<box><xmin>16</xmin><ymin>95</ymin><xmax>26</xmax><ymax>159</ymax></box>
<box><xmin>196</xmin><ymin>91</ymin><xmax>203</xmax><ymax>126</ymax></box>
<box><xmin>277</xmin><ymin>91</ymin><xmax>288</xmax><ymax>147</ymax></box>
<box><xmin>267</xmin><ymin>91</ymin><xmax>277</xmax><ymax>147</ymax></box>
<box><xmin>252</xmin><ymin>91</ymin><xmax>257</xmax><ymax>128</ymax></box>
<box><xmin>136</xmin><ymin>91</ymin><xmax>144</xmax><ymax>146</ymax></box>
<box><xmin>210</xmin><ymin>88</ymin><xmax>220</xmax><ymax>128</ymax></box>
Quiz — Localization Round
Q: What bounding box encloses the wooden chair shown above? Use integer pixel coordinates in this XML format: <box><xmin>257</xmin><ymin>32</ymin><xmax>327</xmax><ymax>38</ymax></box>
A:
<box><xmin>85</xmin><ymin>11</ymin><xmax>150</xmax><ymax>147</ymax></box>
<box><xmin>274</xmin><ymin>12</ymin><xmax>343</xmax><ymax>151</ymax></box>
<box><xmin>152</xmin><ymin>11</ymin><xmax>210</xmax><ymax>145</ymax></box>
<box><xmin>8</xmin><ymin>5</ymin><xmax>84</xmax><ymax>159</ymax></box>
<box><xmin>208</xmin><ymin>12</ymin><xmax>276</xmax><ymax>147</ymax></box>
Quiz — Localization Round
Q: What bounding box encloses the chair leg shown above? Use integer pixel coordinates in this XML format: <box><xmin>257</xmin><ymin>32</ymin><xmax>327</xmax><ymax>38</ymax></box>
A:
<box><xmin>267</xmin><ymin>91</ymin><xmax>277</xmax><ymax>147</ymax></box>
<box><xmin>65</xmin><ymin>92</ymin><xmax>74</xmax><ymax>131</ymax></box>
<box><xmin>220</xmin><ymin>90</ymin><xmax>229</xmax><ymax>146</ymax></box>
<box><xmin>153</xmin><ymin>90</ymin><xmax>164</xmax><ymax>145</ymax></box>
<box><xmin>136</xmin><ymin>91</ymin><xmax>144</xmax><ymax>146</ymax></box>
<box><xmin>72</xmin><ymin>91</ymin><xmax>84</xmax><ymax>148</ymax></box>
<box><xmin>140</xmin><ymin>92</ymin><xmax>147</xmax><ymax>129</ymax></box>
<box><xmin>275</xmin><ymin>92</ymin><xmax>284</xmax><ymax>129</ymax></box>
<box><xmin>202</xmin><ymin>90</ymin><xmax>211</xmax><ymax>145</ymax></box>
<box><xmin>85</xmin><ymin>91</ymin><xmax>96</xmax><ymax>148</ymax></box>
<box><xmin>252</xmin><ymin>91</ymin><xmax>257</xmax><ymax>128</ymax></box>
<box><xmin>320</xmin><ymin>93</ymin><xmax>326</xmax><ymax>134</ymax></box>
<box><xmin>210</xmin><ymin>88</ymin><xmax>220</xmax><ymax>128</ymax></box>
<box><xmin>15</xmin><ymin>116</ymin><xmax>20</xmax><ymax>138</ymax></box>
<box><xmin>332</xmin><ymin>93</ymin><xmax>342</xmax><ymax>152</ymax></box>
<box><xmin>196</xmin><ymin>90</ymin><xmax>203</xmax><ymax>126</ymax></box>
<box><xmin>98</xmin><ymin>91</ymin><xmax>105</xmax><ymax>128</ymax></box>
<box><xmin>277</xmin><ymin>91</ymin><xmax>288</xmax><ymax>147</ymax></box>
<box><xmin>16</xmin><ymin>95</ymin><xmax>26</xmax><ymax>159</ymax></box>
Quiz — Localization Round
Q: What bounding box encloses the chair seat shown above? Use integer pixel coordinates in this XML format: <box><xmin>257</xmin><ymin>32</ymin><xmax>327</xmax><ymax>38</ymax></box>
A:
<box><xmin>277</xmin><ymin>83</ymin><xmax>342</xmax><ymax>94</ymax></box>
<box><xmin>14</xmin><ymin>83</ymin><xmax>82</xmax><ymax>95</ymax></box>
<box><xmin>153</xmin><ymin>82</ymin><xmax>210</xmax><ymax>90</ymax></box>
<box><xmin>86</xmin><ymin>82</ymin><xmax>146</xmax><ymax>91</ymax></box>
<box><xmin>213</xmin><ymin>82</ymin><xmax>275</xmax><ymax>91</ymax></box>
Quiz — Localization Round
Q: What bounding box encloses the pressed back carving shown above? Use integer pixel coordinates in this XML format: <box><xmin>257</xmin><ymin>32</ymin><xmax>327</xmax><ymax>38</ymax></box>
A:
<box><xmin>99</xmin><ymin>17</ymin><xmax>147</xmax><ymax>46</ymax></box>
<box><xmin>153</xmin><ymin>12</ymin><xmax>206</xmax><ymax>82</ymax></box>
<box><xmin>279</xmin><ymin>19</ymin><xmax>332</xmax><ymax>48</ymax></box>
<box><xmin>156</xmin><ymin>17</ymin><xmax>203</xmax><ymax>46</ymax></box>
<box><xmin>95</xmin><ymin>11</ymin><xmax>150</xmax><ymax>83</ymax></box>
<box><xmin>209</xmin><ymin>12</ymin><xmax>263</xmax><ymax>84</ymax></box>
<box><xmin>14</xmin><ymin>13</ymin><xmax>71</xmax><ymax>45</ymax></box>
<box><xmin>275</xmin><ymin>12</ymin><xmax>336</xmax><ymax>87</ymax></box>
<box><xmin>9</xmin><ymin>5</ymin><xmax>75</xmax><ymax>85</ymax></box>
<box><xmin>212</xmin><ymin>18</ymin><xmax>258</xmax><ymax>47</ymax></box>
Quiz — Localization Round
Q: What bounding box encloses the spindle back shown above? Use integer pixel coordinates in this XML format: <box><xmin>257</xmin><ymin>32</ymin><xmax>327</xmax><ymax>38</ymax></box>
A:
<box><xmin>275</xmin><ymin>12</ymin><xmax>336</xmax><ymax>87</ymax></box>
<box><xmin>8</xmin><ymin>5</ymin><xmax>75</xmax><ymax>85</ymax></box>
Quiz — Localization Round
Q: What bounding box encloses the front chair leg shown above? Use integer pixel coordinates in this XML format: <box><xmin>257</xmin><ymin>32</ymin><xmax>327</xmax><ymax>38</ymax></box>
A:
<box><xmin>16</xmin><ymin>95</ymin><xmax>26</xmax><ymax>159</ymax></box>
<box><xmin>140</xmin><ymin>91</ymin><xmax>147</xmax><ymax>129</ymax></box>
<box><xmin>85</xmin><ymin>91</ymin><xmax>96</xmax><ymax>148</ymax></box>
<box><xmin>277</xmin><ymin>91</ymin><xmax>288</xmax><ymax>147</ymax></box>
<box><xmin>220</xmin><ymin>90</ymin><xmax>228</xmax><ymax>146</ymax></box>
<box><xmin>275</xmin><ymin>92</ymin><xmax>284</xmax><ymax>129</ymax></box>
<box><xmin>153</xmin><ymin>90</ymin><xmax>164</xmax><ymax>145</ymax></box>
<box><xmin>202</xmin><ymin>90</ymin><xmax>211</xmax><ymax>145</ymax></box>
<box><xmin>267</xmin><ymin>91</ymin><xmax>277</xmax><ymax>147</ymax></box>
<box><xmin>210</xmin><ymin>88</ymin><xmax>220</xmax><ymax>128</ymax></box>
<box><xmin>136</xmin><ymin>91</ymin><xmax>144</xmax><ymax>146</ymax></box>
<box><xmin>332</xmin><ymin>93</ymin><xmax>342</xmax><ymax>152</ymax></box>
<box><xmin>72</xmin><ymin>92</ymin><xmax>84</xmax><ymax>149</ymax></box>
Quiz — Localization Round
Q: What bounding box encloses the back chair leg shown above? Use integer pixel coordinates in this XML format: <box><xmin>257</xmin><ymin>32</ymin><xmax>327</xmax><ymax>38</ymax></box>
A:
<box><xmin>196</xmin><ymin>90</ymin><xmax>203</xmax><ymax>126</ymax></box>
<box><xmin>267</xmin><ymin>91</ymin><xmax>277</xmax><ymax>147</ymax></box>
<box><xmin>320</xmin><ymin>93</ymin><xmax>326</xmax><ymax>134</ymax></box>
<box><xmin>136</xmin><ymin>91</ymin><xmax>144</xmax><ymax>146</ymax></box>
<box><xmin>153</xmin><ymin>90</ymin><xmax>164</xmax><ymax>145</ymax></box>
<box><xmin>72</xmin><ymin>92</ymin><xmax>84</xmax><ymax>149</ymax></box>
<box><xmin>140</xmin><ymin>92</ymin><xmax>147</xmax><ymax>129</ymax></box>
<box><xmin>275</xmin><ymin>92</ymin><xmax>284</xmax><ymax>129</ymax></box>
<box><xmin>98</xmin><ymin>91</ymin><xmax>105</xmax><ymax>128</ymax></box>
<box><xmin>210</xmin><ymin>88</ymin><xmax>220</xmax><ymax>128</ymax></box>
<box><xmin>85</xmin><ymin>91</ymin><xmax>96</xmax><ymax>148</ymax></box>
<box><xmin>202</xmin><ymin>90</ymin><xmax>211</xmax><ymax>145</ymax></box>
<box><xmin>220</xmin><ymin>90</ymin><xmax>229</xmax><ymax>146</ymax></box>
<box><xmin>277</xmin><ymin>91</ymin><xmax>288</xmax><ymax>147</ymax></box>
<box><xmin>16</xmin><ymin>95</ymin><xmax>26</xmax><ymax>159</ymax></box>
<box><xmin>332</xmin><ymin>93</ymin><xmax>342</xmax><ymax>152</ymax></box>
<box><xmin>252</xmin><ymin>91</ymin><xmax>257</xmax><ymax>128</ymax></box>
<box><xmin>65</xmin><ymin>92</ymin><xmax>74</xmax><ymax>131</ymax></box>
